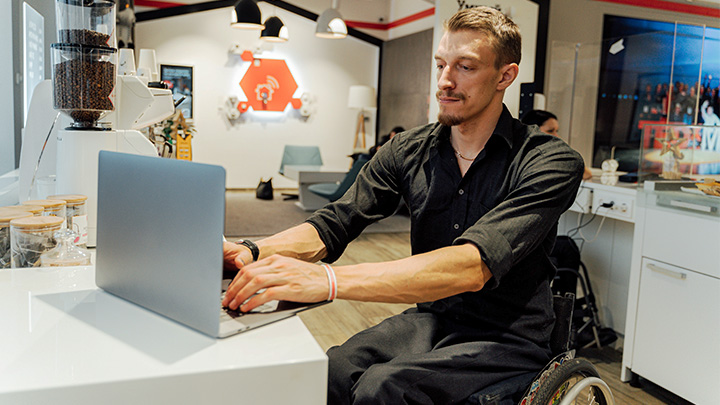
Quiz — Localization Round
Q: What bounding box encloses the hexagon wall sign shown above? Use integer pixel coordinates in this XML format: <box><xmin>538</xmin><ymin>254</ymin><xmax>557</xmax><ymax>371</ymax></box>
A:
<box><xmin>236</xmin><ymin>51</ymin><xmax>303</xmax><ymax>114</ymax></box>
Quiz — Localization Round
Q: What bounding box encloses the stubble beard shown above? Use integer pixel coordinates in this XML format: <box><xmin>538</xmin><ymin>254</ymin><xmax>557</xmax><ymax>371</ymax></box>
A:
<box><xmin>438</xmin><ymin>112</ymin><xmax>464</xmax><ymax>127</ymax></box>
<box><xmin>437</xmin><ymin>90</ymin><xmax>466</xmax><ymax>126</ymax></box>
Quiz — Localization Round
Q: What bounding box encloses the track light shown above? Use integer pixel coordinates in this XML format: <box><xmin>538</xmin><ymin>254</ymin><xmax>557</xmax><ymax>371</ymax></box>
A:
<box><xmin>261</xmin><ymin>16</ymin><xmax>288</xmax><ymax>42</ymax></box>
<box><xmin>315</xmin><ymin>0</ymin><xmax>346</xmax><ymax>39</ymax></box>
<box><xmin>231</xmin><ymin>0</ymin><xmax>264</xmax><ymax>30</ymax></box>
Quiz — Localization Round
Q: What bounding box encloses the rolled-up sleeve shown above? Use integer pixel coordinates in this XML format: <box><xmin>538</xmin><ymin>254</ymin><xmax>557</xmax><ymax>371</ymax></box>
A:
<box><xmin>454</xmin><ymin>138</ymin><xmax>584</xmax><ymax>288</ymax></box>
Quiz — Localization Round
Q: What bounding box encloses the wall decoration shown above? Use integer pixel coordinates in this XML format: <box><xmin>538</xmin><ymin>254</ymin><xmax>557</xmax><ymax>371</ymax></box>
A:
<box><xmin>160</xmin><ymin>64</ymin><xmax>193</xmax><ymax>119</ymax></box>
<box><xmin>234</xmin><ymin>50</ymin><xmax>304</xmax><ymax>115</ymax></box>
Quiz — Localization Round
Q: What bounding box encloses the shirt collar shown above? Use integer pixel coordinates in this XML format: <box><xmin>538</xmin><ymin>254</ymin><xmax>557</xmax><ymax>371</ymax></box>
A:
<box><xmin>430</xmin><ymin>104</ymin><xmax>515</xmax><ymax>149</ymax></box>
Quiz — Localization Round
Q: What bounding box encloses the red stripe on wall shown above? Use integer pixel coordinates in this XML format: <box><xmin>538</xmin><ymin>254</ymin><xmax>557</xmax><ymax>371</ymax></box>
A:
<box><xmin>595</xmin><ymin>0</ymin><xmax>720</xmax><ymax>18</ymax></box>
<box><xmin>135</xmin><ymin>0</ymin><xmax>186</xmax><ymax>8</ymax></box>
<box><xmin>388</xmin><ymin>8</ymin><xmax>435</xmax><ymax>29</ymax></box>
<box><xmin>346</xmin><ymin>7</ymin><xmax>435</xmax><ymax>31</ymax></box>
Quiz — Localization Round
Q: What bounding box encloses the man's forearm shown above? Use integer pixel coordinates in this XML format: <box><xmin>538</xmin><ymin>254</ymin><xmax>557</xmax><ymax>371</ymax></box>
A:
<box><xmin>255</xmin><ymin>223</ymin><xmax>328</xmax><ymax>263</ymax></box>
<box><xmin>333</xmin><ymin>243</ymin><xmax>492</xmax><ymax>304</ymax></box>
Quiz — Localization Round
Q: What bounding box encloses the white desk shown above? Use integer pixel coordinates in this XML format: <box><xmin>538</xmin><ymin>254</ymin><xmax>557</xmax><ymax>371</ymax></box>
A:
<box><xmin>0</xmin><ymin>266</ymin><xmax>327</xmax><ymax>404</ymax></box>
<box><xmin>283</xmin><ymin>165</ymin><xmax>347</xmax><ymax>211</ymax></box>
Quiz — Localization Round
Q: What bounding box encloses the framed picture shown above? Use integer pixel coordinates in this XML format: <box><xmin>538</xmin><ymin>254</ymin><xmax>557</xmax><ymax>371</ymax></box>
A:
<box><xmin>160</xmin><ymin>64</ymin><xmax>193</xmax><ymax>119</ymax></box>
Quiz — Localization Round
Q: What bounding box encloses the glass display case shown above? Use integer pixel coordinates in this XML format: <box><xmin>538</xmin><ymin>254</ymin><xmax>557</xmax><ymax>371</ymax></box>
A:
<box><xmin>547</xmin><ymin>16</ymin><xmax>720</xmax><ymax>178</ymax></box>
<box><xmin>638</xmin><ymin>123</ymin><xmax>720</xmax><ymax>180</ymax></box>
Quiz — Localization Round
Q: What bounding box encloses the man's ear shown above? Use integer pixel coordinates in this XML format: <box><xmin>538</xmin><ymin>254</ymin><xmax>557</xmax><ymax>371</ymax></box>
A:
<box><xmin>496</xmin><ymin>63</ymin><xmax>519</xmax><ymax>91</ymax></box>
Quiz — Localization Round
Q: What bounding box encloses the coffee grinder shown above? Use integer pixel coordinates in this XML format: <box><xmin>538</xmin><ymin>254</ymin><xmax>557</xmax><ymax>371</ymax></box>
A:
<box><xmin>49</xmin><ymin>0</ymin><xmax>174</xmax><ymax>246</ymax></box>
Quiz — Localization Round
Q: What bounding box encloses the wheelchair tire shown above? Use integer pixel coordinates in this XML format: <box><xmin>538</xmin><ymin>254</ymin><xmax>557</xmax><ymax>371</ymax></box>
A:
<box><xmin>531</xmin><ymin>358</ymin><xmax>609</xmax><ymax>405</ymax></box>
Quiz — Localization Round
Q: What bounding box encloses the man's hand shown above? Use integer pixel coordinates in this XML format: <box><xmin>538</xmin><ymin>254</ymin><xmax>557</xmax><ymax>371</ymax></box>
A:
<box><xmin>223</xmin><ymin>241</ymin><xmax>252</xmax><ymax>271</ymax></box>
<box><xmin>221</xmin><ymin>255</ymin><xmax>329</xmax><ymax>312</ymax></box>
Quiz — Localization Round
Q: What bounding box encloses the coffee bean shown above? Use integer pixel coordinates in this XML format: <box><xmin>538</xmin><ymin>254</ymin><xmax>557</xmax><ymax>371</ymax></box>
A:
<box><xmin>54</xmin><ymin>58</ymin><xmax>115</xmax><ymax>126</ymax></box>
<box><xmin>58</xmin><ymin>29</ymin><xmax>110</xmax><ymax>47</ymax></box>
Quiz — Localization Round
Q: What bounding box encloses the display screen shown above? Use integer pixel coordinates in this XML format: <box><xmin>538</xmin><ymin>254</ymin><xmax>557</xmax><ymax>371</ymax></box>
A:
<box><xmin>594</xmin><ymin>15</ymin><xmax>720</xmax><ymax>174</ymax></box>
<box><xmin>160</xmin><ymin>64</ymin><xmax>193</xmax><ymax>119</ymax></box>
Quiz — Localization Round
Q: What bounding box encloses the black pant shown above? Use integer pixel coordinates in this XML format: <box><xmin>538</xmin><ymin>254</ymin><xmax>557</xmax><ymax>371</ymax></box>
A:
<box><xmin>327</xmin><ymin>308</ymin><xmax>549</xmax><ymax>405</ymax></box>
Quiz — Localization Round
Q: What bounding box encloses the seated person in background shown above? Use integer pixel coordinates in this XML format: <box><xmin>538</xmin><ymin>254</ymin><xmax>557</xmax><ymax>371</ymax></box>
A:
<box><xmin>522</xmin><ymin>109</ymin><xmax>593</xmax><ymax>180</ymax></box>
<box><xmin>389</xmin><ymin>126</ymin><xmax>406</xmax><ymax>139</ymax></box>
<box><xmin>222</xmin><ymin>7</ymin><xmax>584</xmax><ymax>404</ymax></box>
<box><xmin>368</xmin><ymin>134</ymin><xmax>390</xmax><ymax>157</ymax></box>
<box><xmin>521</xmin><ymin>109</ymin><xmax>559</xmax><ymax>136</ymax></box>
<box><xmin>369</xmin><ymin>126</ymin><xmax>406</xmax><ymax>157</ymax></box>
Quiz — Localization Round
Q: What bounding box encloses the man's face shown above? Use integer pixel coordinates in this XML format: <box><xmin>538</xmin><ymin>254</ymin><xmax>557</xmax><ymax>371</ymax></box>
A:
<box><xmin>434</xmin><ymin>30</ymin><xmax>504</xmax><ymax>127</ymax></box>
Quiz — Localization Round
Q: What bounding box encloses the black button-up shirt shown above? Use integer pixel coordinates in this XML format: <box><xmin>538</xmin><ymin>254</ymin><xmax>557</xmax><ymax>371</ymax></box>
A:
<box><xmin>306</xmin><ymin>106</ymin><xmax>584</xmax><ymax>347</ymax></box>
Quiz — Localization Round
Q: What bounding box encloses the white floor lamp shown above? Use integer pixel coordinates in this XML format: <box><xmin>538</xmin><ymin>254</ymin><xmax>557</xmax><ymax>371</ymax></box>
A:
<box><xmin>348</xmin><ymin>85</ymin><xmax>376</xmax><ymax>152</ymax></box>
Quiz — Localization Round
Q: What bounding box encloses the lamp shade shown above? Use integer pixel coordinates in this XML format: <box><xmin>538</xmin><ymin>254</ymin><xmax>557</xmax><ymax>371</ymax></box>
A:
<box><xmin>231</xmin><ymin>0</ymin><xmax>264</xmax><ymax>30</ymax></box>
<box><xmin>261</xmin><ymin>16</ymin><xmax>288</xmax><ymax>42</ymax></box>
<box><xmin>348</xmin><ymin>85</ymin><xmax>376</xmax><ymax>109</ymax></box>
<box><xmin>315</xmin><ymin>8</ymin><xmax>347</xmax><ymax>39</ymax></box>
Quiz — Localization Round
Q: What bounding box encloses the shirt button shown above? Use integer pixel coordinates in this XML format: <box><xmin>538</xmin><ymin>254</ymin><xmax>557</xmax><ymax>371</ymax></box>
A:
<box><xmin>453</xmin><ymin>224</ymin><xmax>460</xmax><ymax>230</ymax></box>
<box><xmin>458</xmin><ymin>189</ymin><xmax>464</xmax><ymax>195</ymax></box>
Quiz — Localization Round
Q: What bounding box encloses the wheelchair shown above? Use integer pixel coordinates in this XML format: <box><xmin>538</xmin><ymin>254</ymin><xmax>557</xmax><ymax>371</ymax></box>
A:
<box><xmin>466</xmin><ymin>293</ymin><xmax>615</xmax><ymax>405</ymax></box>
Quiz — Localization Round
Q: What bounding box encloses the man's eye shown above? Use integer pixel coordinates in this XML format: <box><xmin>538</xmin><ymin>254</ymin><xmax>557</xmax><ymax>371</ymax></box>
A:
<box><xmin>460</xmin><ymin>65</ymin><xmax>471</xmax><ymax>71</ymax></box>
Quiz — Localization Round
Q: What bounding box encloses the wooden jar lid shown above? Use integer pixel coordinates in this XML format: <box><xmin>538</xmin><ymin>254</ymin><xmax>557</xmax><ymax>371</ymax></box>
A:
<box><xmin>0</xmin><ymin>209</ymin><xmax>33</xmax><ymax>226</ymax></box>
<box><xmin>9</xmin><ymin>215</ymin><xmax>65</xmax><ymax>229</ymax></box>
<box><xmin>46</xmin><ymin>194</ymin><xmax>88</xmax><ymax>204</ymax></box>
<box><xmin>22</xmin><ymin>199</ymin><xmax>67</xmax><ymax>208</ymax></box>
<box><xmin>2</xmin><ymin>205</ymin><xmax>44</xmax><ymax>215</ymax></box>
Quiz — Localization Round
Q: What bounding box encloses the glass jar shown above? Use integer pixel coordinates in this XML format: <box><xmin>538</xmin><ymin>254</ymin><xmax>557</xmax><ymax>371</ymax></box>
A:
<box><xmin>0</xmin><ymin>209</ymin><xmax>33</xmax><ymax>269</ymax></box>
<box><xmin>10</xmin><ymin>216</ymin><xmax>65</xmax><ymax>268</ymax></box>
<box><xmin>22</xmin><ymin>199</ymin><xmax>67</xmax><ymax>228</ymax></box>
<box><xmin>47</xmin><ymin>194</ymin><xmax>88</xmax><ymax>247</ymax></box>
<box><xmin>40</xmin><ymin>229</ymin><xmax>91</xmax><ymax>267</ymax></box>
<box><xmin>5</xmin><ymin>204</ymin><xmax>44</xmax><ymax>216</ymax></box>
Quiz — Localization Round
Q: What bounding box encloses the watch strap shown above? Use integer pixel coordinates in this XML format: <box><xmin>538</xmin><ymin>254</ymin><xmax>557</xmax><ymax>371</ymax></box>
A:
<box><xmin>236</xmin><ymin>239</ymin><xmax>259</xmax><ymax>262</ymax></box>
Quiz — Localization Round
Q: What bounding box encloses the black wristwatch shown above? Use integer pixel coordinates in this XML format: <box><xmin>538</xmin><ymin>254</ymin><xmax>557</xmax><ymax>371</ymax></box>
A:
<box><xmin>235</xmin><ymin>239</ymin><xmax>259</xmax><ymax>262</ymax></box>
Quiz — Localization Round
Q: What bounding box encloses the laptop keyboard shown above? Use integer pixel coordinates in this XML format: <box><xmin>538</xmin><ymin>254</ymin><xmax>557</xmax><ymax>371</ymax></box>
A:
<box><xmin>220</xmin><ymin>288</ymin><xmax>279</xmax><ymax>319</ymax></box>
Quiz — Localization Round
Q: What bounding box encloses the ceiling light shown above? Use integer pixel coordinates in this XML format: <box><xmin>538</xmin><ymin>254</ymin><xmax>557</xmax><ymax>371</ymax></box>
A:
<box><xmin>261</xmin><ymin>16</ymin><xmax>289</xmax><ymax>42</ymax></box>
<box><xmin>316</xmin><ymin>0</ymin><xmax>347</xmax><ymax>39</ymax></box>
<box><xmin>231</xmin><ymin>0</ymin><xmax>264</xmax><ymax>30</ymax></box>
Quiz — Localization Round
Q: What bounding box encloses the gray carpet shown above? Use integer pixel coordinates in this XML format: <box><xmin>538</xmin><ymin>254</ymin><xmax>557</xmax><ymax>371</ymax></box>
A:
<box><xmin>224</xmin><ymin>190</ymin><xmax>410</xmax><ymax>238</ymax></box>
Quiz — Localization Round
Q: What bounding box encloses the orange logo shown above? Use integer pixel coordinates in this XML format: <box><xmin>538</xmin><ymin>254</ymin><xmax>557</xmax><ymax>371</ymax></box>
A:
<box><xmin>236</xmin><ymin>50</ymin><xmax>303</xmax><ymax>114</ymax></box>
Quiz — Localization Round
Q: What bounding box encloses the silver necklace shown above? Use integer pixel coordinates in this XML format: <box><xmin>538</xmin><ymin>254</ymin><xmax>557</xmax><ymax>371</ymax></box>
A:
<box><xmin>453</xmin><ymin>148</ymin><xmax>476</xmax><ymax>162</ymax></box>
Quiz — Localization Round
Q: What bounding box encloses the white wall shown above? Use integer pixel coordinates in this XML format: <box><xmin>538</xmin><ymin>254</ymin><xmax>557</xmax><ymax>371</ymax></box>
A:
<box><xmin>1</xmin><ymin>1</ymin><xmax>14</xmax><ymax>175</ymax></box>
<box><xmin>428</xmin><ymin>0</ymin><xmax>538</xmax><ymax>122</ymax></box>
<box><xmin>135</xmin><ymin>5</ymin><xmax>379</xmax><ymax>189</ymax></box>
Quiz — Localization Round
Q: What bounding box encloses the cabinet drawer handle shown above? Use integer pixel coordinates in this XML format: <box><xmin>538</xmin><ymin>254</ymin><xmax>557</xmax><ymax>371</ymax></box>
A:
<box><xmin>647</xmin><ymin>263</ymin><xmax>687</xmax><ymax>280</ymax></box>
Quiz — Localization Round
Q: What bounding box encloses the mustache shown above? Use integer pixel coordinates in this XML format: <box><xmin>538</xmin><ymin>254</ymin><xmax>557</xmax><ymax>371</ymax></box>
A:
<box><xmin>436</xmin><ymin>91</ymin><xmax>466</xmax><ymax>100</ymax></box>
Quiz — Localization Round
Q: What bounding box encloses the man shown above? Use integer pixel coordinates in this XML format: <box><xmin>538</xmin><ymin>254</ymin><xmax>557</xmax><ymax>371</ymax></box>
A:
<box><xmin>223</xmin><ymin>6</ymin><xmax>583</xmax><ymax>404</ymax></box>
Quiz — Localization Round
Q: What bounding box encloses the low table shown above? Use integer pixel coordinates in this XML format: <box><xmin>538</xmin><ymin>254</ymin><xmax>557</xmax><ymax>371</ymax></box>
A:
<box><xmin>283</xmin><ymin>165</ymin><xmax>347</xmax><ymax>211</ymax></box>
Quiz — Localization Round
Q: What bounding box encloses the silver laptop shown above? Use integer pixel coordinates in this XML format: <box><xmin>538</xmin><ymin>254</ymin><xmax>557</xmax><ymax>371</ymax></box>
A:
<box><xmin>95</xmin><ymin>151</ymin><xmax>326</xmax><ymax>338</ymax></box>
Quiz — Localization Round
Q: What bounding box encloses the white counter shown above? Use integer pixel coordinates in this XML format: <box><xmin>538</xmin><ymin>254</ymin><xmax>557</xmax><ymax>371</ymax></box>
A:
<box><xmin>559</xmin><ymin>174</ymin><xmax>639</xmax><ymax>338</ymax></box>
<box><xmin>0</xmin><ymin>266</ymin><xmax>328</xmax><ymax>404</ymax></box>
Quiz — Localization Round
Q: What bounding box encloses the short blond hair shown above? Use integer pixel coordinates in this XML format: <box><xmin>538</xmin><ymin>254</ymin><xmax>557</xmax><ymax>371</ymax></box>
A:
<box><xmin>445</xmin><ymin>6</ymin><xmax>521</xmax><ymax>69</ymax></box>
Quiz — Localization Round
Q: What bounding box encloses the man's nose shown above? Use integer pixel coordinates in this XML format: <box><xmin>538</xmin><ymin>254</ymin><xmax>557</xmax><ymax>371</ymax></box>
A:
<box><xmin>437</xmin><ymin>67</ymin><xmax>454</xmax><ymax>90</ymax></box>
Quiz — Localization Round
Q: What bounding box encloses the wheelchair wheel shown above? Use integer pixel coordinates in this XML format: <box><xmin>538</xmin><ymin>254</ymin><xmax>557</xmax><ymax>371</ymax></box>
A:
<box><xmin>532</xmin><ymin>358</ymin><xmax>610</xmax><ymax>405</ymax></box>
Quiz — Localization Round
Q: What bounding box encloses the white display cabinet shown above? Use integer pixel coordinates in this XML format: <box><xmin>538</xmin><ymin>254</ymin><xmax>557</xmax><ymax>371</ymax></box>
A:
<box><xmin>621</xmin><ymin>181</ymin><xmax>720</xmax><ymax>405</ymax></box>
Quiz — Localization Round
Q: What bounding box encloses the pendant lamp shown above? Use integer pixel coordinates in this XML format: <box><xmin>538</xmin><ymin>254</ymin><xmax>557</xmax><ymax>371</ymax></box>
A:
<box><xmin>231</xmin><ymin>0</ymin><xmax>264</xmax><ymax>30</ymax></box>
<box><xmin>316</xmin><ymin>0</ymin><xmax>346</xmax><ymax>39</ymax></box>
<box><xmin>261</xmin><ymin>16</ymin><xmax>289</xmax><ymax>42</ymax></box>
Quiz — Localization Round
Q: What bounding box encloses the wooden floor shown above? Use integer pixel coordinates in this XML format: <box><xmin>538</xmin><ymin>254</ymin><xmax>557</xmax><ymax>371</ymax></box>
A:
<box><xmin>298</xmin><ymin>232</ymin><xmax>692</xmax><ymax>405</ymax></box>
